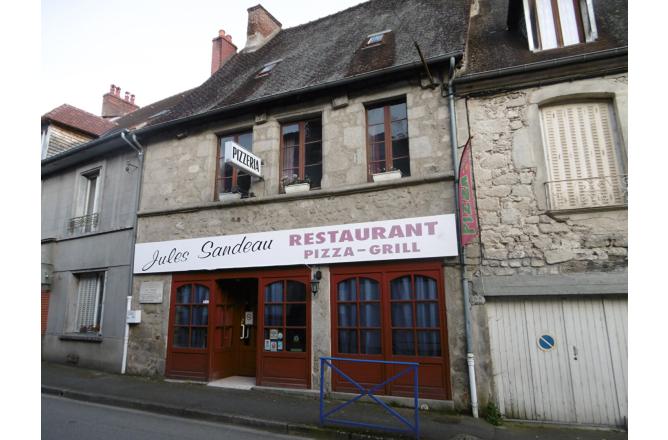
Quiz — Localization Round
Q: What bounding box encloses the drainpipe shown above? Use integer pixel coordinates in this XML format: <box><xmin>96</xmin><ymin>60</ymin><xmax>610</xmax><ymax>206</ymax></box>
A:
<box><xmin>446</xmin><ymin>56</ymin><xmax>479</xmax><ymax>418</ymax></box>
<box><xmin>120</xmin><ymin>129</ymin><xmax>145</xmax><ymax>374</ymax></box>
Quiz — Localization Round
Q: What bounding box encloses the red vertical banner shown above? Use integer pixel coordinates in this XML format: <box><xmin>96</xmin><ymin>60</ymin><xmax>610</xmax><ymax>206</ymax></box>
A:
<box><xmin>458</xmin><ymin>138</ymin><xmax>479</xmax><ymax>246</ymax></box>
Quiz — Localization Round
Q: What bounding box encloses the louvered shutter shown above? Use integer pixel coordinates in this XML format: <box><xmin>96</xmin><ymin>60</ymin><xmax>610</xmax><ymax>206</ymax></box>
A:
<box><xmin>541</xmin><ymin>102</ymin><xmax>623</xmax><ymax>210</ymax></box>
<box><xmin>77</xmin><ymin>274</ymin><xmax>100</xmax><ymax>329</ymax></box>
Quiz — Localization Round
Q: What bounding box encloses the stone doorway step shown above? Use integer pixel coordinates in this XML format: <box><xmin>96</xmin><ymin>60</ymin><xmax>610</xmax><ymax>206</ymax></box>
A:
<box><xmin>207</xmin><ymin>376</ymin><xmax>256</xmax><ymax>390</ymax></box>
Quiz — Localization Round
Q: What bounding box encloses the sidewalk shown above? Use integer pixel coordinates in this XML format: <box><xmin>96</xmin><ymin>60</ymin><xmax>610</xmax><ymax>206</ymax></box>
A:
<box><xmin>42</xmin><ymin>362</ymin><xmax>627</xmax><ymax>440</ymax></box>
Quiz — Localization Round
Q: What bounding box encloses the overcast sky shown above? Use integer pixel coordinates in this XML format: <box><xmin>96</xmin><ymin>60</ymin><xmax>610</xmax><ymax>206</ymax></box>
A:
<box><xmin>41</xmin><ymin>0</ymin><xmax>365</xmax><ymax>116</ymax></box>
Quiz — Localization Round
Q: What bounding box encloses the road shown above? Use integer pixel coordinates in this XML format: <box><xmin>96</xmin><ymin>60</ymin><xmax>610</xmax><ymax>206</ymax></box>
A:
<box><xmin>42</xmin><ymin>395</ymin><xmax>312</xmax><ymax>440</ymax></box>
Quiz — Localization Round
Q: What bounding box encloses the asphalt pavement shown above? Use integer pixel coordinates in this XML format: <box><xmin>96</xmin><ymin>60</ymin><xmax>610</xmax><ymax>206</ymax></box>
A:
<box><xmin>42</xmin><ymin>395</ymin><xmax>308</xmax><ymax>440</ymax></box>
<box><xmin>42</xmin><ymin>362</ymin><xmax>628</xmax><ymax>440</ymax></box>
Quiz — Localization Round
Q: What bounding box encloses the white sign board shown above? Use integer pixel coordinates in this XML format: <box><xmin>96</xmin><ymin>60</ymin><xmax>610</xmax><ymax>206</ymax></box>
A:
<box><xmin>139</xmin><ymin>281</ymin><xmax>164</xmax><ymax>303</ymax></box>
<box><xmin>224</xmin><ymin>141</ymin><xmax>262</xmax><ymax>178</ymax></box>
<box><xmin>126</xmin><ymin>310</ymin><xmax>142</xmax><ymax>324</ymax></box>
<box><xmin>134</xmin><ymin>214</ymin><xmax>458</xmax><ymax>274</ymax></box>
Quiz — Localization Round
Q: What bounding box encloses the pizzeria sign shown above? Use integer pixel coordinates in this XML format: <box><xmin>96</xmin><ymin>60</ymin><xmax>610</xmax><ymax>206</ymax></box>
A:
<box><xmin>134</xmin><ymin>214</ymin><xmax>458</xmax><ymax>274</ymax></box>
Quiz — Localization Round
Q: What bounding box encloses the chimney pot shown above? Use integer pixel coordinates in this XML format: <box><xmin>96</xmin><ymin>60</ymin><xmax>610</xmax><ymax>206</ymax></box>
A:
<box><xmin>130</xmin><ymin>94</ymin><xmax>135</xmax><ymax>104</ymax></box>
<box><xmin>211</xmin><ymin>28</ymin><xmax>237</xmax><ymax>75</ymax></box>
<box><xmin>124</xmin><ymin>91</ymin><xmax>130</xmax><ymax>101</ymax></box>
<box><xmin>110</xmin><ymin>84</ymin><xmax>115</xmax><ymax>93</ymax></box>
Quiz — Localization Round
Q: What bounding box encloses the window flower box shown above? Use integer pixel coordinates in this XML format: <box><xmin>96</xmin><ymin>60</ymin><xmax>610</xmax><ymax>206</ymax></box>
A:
<box><xmin>372</xmin><ymin>169</ymin><xmax>402</xmax><ymax>182</ymax></box>
<box><xmin>218</xmin><ymin>192</ymin><xmax>242</xmax><ymax>201</ymax></box>
<box><xmin>284</xmin><ymin>182</ymin><xmax>310</xmax><ymax>194</ymax></box>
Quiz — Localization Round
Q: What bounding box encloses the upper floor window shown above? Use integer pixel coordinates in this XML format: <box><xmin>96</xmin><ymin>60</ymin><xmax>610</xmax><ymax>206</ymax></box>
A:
<box><xmin>366</xmin><ymin>100</ymin><xmax>410</xmax><ymax>180</ymax></box>
<box><xmin>217</xmin><ymin>131</ymin><xmax>253</xmax><ymax>198</ymax></box>
<box><xmin>280</xmin><ymin>118</ymin><xmax>322</xmax><ymax>191</ymax></box>
<box><xmin>75</xmin><ymin>272</ymin><xmax>105</xmax><ymax>333</ymax></box>
<box><xmin>69</xmin><ymin>167</ymin><xmax>101</xmax><ymax>234</ymax></box>
<box><xmin>540</xmin><ymin>101</ymin><xmax>627</xmax><ymax>211</ymax></box>
<box><xmin>524</xmin><ymin>0</ymin><xmax>598</xmax><ymax>51</ymax></box>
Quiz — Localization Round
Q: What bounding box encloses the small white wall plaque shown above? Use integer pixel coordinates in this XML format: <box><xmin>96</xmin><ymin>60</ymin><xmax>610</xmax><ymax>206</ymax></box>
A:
<box><xmin>126</xmin><ymin>310</ymin><xmax>142</xmax><ymax>324</ymax></box>
<box><xmin>140</xmin><ymin>281</ymin><xmax>164</xmax><ymax>304</ymax></box>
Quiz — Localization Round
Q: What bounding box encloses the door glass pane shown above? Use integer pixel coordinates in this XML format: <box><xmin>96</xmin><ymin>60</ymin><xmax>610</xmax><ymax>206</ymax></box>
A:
<box><xmin>338</xmin><ymin>329</ymin><xmax>358</xmax><ymax>354</ymax></box>
<box><xmin>286</xmin><ymin>281</ymin><xmax>306</xmax><ymax>302</ymax></box>
<box><xmin>194</xmin><ymin>285</ymin><xmax>209</xmax><ymax>303</ymax></box>
<box><xmin>175</xmin><ymin>306</ymin><xmax>190</xmax><ymax>325</ymax></box>
<box><xmin>190</xmin><ymin>328</ymin><xmax>207</xmax><ymax>348</ymax></box>
<box><xmin>415</xmin><ymin>276</ymin><xmax>437</xmax><ymax>300</ymax></box>
<box><xmin>176</xmin><ymin>285</ymin><xmax>192</xmax><ymax>304</ymax></box>
<box><xmin>191</xmin><ymin>306</ymin><xmax>208</xmax><ymax>325</ymax></box>
<box><xmin>338</xmin><ymin>304</ymin><xmax>357</xmax><ymax>327</ymax></box>
<box><xmin>392</xmin><ymin>330</ymin><xmax>415</xmax><ymax>355</ymax></box>
<box><xmin>264</xmin><ymin>304</ymin><xmax>283</xmax><ymax>326</ymax></box>
<box><xmin>286</xmin><ymin>304</ymin><xmax>306</xmax><ymax>326</ymax></box>
<box><xmin>286</xmin><ymin>329</ymin><xmax>306</xmax><ymax>352</ymax></box>
<box><xmin>359</xmin><ymin>278</ymin><xmax>379</xmax><ymax>300</ymax></box>
<box><xmin>265</xmin><ymin>282</ymin><xmax>283</xmax><ymax>302</ymax></box>
<box><xmin>173</xmin><ymin>327</ymin><xmax>189</xmax><ymax>348</ymax></box>
<box><xmin>359</xmin><ymin>303</ymin><xmax>380</xmax><ymax>327</ymax></box>
<box><xmin>390</xmin><ymin>277</ymin><xmax>412</xmax><ymax>300</ymax></box>
<box><xmin>360</xmin><ymin>330</ymin><xmax>382</xmax><ymax>354</ymax></box>
<box><xmin>391</xmin><ymin>303</ymin><xmax>413</xmax><ymax>327</ymax></box>
<box><xmin>417</xmin><ymin>331</ymin><xmax>441</xmax><ymax>356</ymax></box>
<box><xmin>416</xmin><ymin>303</ymin><xmax>439</xmax><ymax>328</ymax></box>
<box><xmin>337</xmin><ymin>279</ymin><xmax>357</xmax><ymax>301</ymax></box>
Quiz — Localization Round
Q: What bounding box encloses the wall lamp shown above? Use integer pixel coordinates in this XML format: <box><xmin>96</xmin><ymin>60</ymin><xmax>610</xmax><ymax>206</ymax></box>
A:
<box><xmin>311</xmin><ymin>270</ymin><xmax>322</xmax><ymax>296</ymax></box>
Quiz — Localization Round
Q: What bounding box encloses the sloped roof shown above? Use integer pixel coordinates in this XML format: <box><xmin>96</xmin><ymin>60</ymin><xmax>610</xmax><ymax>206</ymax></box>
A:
<box><xmin>104</xmin><ymin>89</ymin><xmax>193</xmax><ymax>136</ymax></box>
<box><xmin>41</xmin><ymin>104</ymin><xmax>117</xmax><ymax>137</ymax></box>
<box><xmin>463</xmin><ymin>0</ymin><xmax>627</xmax><ymax>77</ymax></box>
<box><xmin>153</xmin><ymin>0</ymin><xmax>469</xmax><ymax>125</ymax></box>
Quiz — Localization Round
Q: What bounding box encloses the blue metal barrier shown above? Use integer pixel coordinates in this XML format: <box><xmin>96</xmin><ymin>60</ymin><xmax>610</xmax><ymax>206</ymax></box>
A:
<box><xmin>319</xmin><ymin>356</ymin><xmax>419</xmax><ymax>438</ymax></box>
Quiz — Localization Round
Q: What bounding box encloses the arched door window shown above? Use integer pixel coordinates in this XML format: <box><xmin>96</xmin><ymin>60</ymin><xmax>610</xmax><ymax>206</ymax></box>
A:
<box><xmin>337</xmin><ymin>277</ymin><xmax>381</xmax><ymax>354</ymax></box>
<box><xmin>390</xmin><ymin>275</ymin><xmax>440</xmax><ymax>356</ymax></box>
<box><xmin>173</xmin><ymin>283</ymin><xmax>210</xmax><ymax>349</ymax></box>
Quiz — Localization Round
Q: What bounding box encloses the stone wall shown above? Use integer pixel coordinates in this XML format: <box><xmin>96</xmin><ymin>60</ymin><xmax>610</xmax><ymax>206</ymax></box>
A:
<box><xmin>463</xmin><ymin>74</ymin><xmax>628</xmax><ymax>281</ymax></box>
<box><xmin>139</xmin><ymin>82</ymin><xmax>453</xmax><ymax>212</ymax></box>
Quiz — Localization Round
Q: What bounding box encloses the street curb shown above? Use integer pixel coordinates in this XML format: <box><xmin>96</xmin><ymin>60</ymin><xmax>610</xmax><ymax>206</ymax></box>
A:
<box><xmin>41</xmin><ymin>386</ymin><xmax>408</xmax><ymax>440</ymax></box>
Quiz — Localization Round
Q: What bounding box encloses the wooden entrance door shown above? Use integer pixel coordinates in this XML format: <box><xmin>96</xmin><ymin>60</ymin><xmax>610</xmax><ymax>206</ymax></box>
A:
<box><xmin>211</xmin><ymin>279</ymin><xmax>258</xmax><ymax>380</ymax></box>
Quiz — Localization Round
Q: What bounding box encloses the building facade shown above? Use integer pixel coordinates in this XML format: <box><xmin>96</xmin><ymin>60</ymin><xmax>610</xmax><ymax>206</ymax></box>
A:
<box><xmin>125</xmin><ymin>0</ymin><xmax>474</xmax><ymax>408</ymax></box>
<box><xmin>456</xmin><ymin>0</ymin><xmax>628</xmax><ymax>427</ymax></box>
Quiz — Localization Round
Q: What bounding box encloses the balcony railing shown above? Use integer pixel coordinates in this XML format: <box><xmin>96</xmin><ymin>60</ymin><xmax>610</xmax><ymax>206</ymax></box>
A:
<box><xmin>544</xmin><ymin>175</ymin><xmax>628</xmax><ymax>211</ymax></box>
<box><xmin>67</xmin><ymin>213</ymin><xmax>99</xmax><ymax>234</ymax></box>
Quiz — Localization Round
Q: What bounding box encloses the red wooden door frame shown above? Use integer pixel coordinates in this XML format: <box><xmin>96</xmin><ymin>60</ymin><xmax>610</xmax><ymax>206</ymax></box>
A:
<box><xmin>330</xmin><ymin>260</ymin><xmax>452</xmax><ymax>399</ymax></box>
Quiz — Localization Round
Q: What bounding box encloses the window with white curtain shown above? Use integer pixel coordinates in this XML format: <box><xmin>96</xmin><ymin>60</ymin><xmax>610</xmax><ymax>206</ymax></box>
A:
<box><xmin>523</xmin><ymin>0</ymin><xmax>598</xmax><ymax>51</ymax></box>
<box><xmin>75</xmin><ymin>272</ymin><xmax>105</xmax><ymax>333</ymax></box>
<box><xmin>540</xmin><ymin>101</ymin><xmax>627</xmax><ymax>210</ymax></box>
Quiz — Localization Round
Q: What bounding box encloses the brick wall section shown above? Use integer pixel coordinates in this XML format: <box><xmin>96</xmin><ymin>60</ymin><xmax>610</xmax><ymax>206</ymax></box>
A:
<box><xmin>41</xmin><ymin>290</ymin><xmax>50</xmax><ymax>335</ymax></box>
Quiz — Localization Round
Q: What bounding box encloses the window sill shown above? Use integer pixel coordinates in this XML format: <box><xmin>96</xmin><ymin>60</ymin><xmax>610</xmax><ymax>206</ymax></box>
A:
<box><xmin>59</xmin><ymin>333</ymin><xmax>103</xmax><ymax>343</ymax></box>
<box><xmin>546</xmin><ymin>204</ymin><xmax>627</xmax><ymax>216</ymax></box>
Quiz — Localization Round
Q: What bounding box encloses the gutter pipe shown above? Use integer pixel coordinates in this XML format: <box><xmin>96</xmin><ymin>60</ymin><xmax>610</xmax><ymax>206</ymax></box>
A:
<box><xmin>119</xmin><ymin>130</ymin><xmax>145</xmax><ymax>374</ymax></box>
<box><xmin>446</xmin><ymin>56</ymin><xmax>479</xmax><ymax>418</ymax></box>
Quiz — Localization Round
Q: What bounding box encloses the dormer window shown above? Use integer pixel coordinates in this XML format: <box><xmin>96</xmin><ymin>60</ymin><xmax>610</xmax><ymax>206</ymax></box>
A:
<box><xmin>523</xmin><ymin>0</ymin><xmax>597</xmax><ymax>51</ymax></box>
<box><xmin>365</xmin><ymin>30</ymin><xmax>391</xmax><ymax>47</ymax></box>
<box><xmin>256</xmin><ymin>60</ymin><xmax>281</xmax><ymax>78</ymax></box>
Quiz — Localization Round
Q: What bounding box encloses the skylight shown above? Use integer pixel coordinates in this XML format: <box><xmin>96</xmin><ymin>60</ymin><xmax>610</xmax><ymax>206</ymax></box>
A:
<box><xmin>256</xmin><ymin>59</ymin><xmax>282</xmax><ymax>78</ymax></box>
<box><xmin>365</xmin><ymin>30</ymin><xmax>391</xmax><ymax>47</ymax></box>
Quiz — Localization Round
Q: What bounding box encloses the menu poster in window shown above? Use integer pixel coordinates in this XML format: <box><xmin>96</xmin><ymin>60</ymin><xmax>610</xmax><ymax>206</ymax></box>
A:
<box><xmin>269</xmin><ymin>329</ymin><xmax>278</xmax><ymax>340</ymax></box>
<box><xmin>264</xmin><ymin>339</ymin><xmax>271</xmax><ymax>351</ymax></box>
<box><xmin>139</xmin><ymin>281</ymin><xmax>164</xmax><ymax>304</ymax></box>
<box><xmin>270</xmin><ymin>341</ymin><xmax>278</xmax><ymax>352</ymax></box>
<box><xmin>277</xmin><ymin>341</ymin><xmax>283</xmax><ymax>351</ymax></box>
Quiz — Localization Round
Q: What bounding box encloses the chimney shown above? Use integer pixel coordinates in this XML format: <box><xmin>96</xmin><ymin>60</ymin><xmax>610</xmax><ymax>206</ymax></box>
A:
<box><xmin>101</xmin><ymin>84</ymin><xmax>140</xmax><ymax>119</ymax></box>
<box><xmin>244</xmin><ymin>4</ymin><xmax>281</xmax><ymax>53</ymax></box>
<box><xmin>211</xmin><ymin>29</ymin><xmax>237</xmax><ymax>75</ymax></box>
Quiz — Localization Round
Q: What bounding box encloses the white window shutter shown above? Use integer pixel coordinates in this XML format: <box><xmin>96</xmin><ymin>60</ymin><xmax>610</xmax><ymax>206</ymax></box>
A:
<box><xmin>541</xmin><ymin>102</ymin><xmax>623</xmax><ymax>210</ymax></box>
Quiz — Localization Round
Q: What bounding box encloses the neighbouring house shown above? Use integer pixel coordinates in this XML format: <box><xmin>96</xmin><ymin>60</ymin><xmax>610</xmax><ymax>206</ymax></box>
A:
<box><xmin>455</xmin><ymin>0</ymin><xmax>627</xmax><ymax>427</ymax></box>
<box><xmin>41</xmin><ymin>87</ymin><xmax>186</xmax><ymax>372</ymax></box>
<box><xmin>41</xmin><ymin>103</ymin><xmax>117</xmax><ymax>159</ymax></box>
